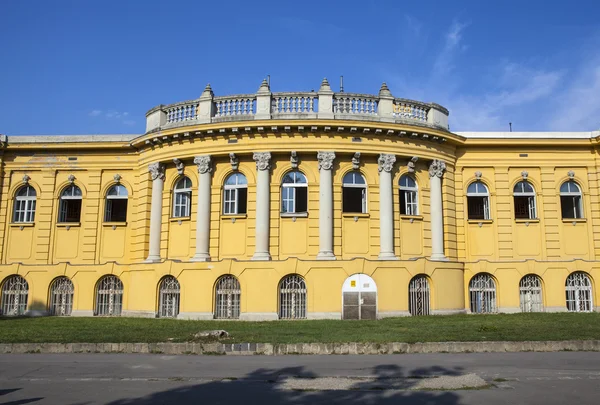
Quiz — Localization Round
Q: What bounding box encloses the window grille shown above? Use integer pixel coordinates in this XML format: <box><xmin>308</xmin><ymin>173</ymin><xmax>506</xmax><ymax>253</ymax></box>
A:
<box><xmin>172</xmin><ymin>177</ymin><xmax>192</xmax><ymax>218</ymax></box>
<box><xmin>565</xmin><ymin>272</ymin><xmax>593</xmax><ymax>312</ymax></box>
<box><xmin>409</xmin><ymin>275</ymin><xmax>430</xmax><ymax>316</ymax></box>
<box><xmin>560</xmin><ymin>181</ymin><xmax>583</xmax><ymax>219</ymax></box>
<box><xmin>0</xmin><ymin>275</ymin><xmax>28</xmax><ymax>316</ymax></box>
<box><xmin>342</xmin><ymin>172</ymin><xmax>367</xmax><ymax>213</ymax></box>
<box><xmin>513</xmin><ymin>181</ymin><xmax>536</xmax><ymax>220</ymax></box>
<box><xmin>466</xmin><ymin>182</ymin><xmax>490</xmax><ymax>220</ymax></box>
<box><xmin>158</xmin><ymin>276</ymin><xmax>180</xmax><ymax>318</ymax></box>
<box><xmin>49</xmin><ymin>276</ymin><xmax>74</xmax><ymax>316</ymax></box>
<box><xmin>399</xmin><ymin>175</ymin><xmax>418</xmax><ymax>215</ymax></box>
<box><xmin>223</xmin><ymin>173</ymin><xmax>248</xmax><ymax>215</ymax></box>
<box><xmin>13</xmin><ymin>185</ymin><xmax>36</xmax><ymax>223</ymax></box>
<box><xmin>519</xmin><ymin>274</ymin><xmax>543</xmax><ymax>312</ymax></box>
<box><xmin>95</xmin><ymin>275</ymin><xmax>123</xmax><ymax>316</ymax></box>
<box><xmin>281</xmin><ymin>171</ymin><xmax>308</xmax><ymax>214</ymax></box>
<box><xmin>469</xmin><ymin>273</ymin><xmax>497</xmax><ymax>313</ymax></box>
<box><xmin>105</xmin><ymin>185</ymin><xmax>128</xmax><ymax>222</ymax></box>
<box><xmin>279</xmin><ymin>275</ymin><xmax>307</xmax><ymax>319</ymax></box>
<box><xmin>58</xmin><ymin>185</ymin><xmax>83</xmax><ymax>223</ymax></box>
<box><xmin>214</xmin><ymin>275</ymin><xmax>240</xmax><ymax>319</ymax></box>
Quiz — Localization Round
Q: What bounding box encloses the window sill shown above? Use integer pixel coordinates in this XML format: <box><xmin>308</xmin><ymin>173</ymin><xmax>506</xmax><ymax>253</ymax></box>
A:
<box><xmin>10</xmin><ymin>222</ymin><xmax>34</xmax><ymax>228</ymax></box>
<box><xmin>280</xmin><ymin>212</ymin><xmax>308</xmax><ymax>218</ymax></box>
<box><xmin>400</xmin><ymin>215</ymin><xmax>423</xmax><ymax>221</ymax></box>
<box><xmin>170</xmin><ymin>216</ymin><xmax>190</xmax><ymax>222</ymax></box>
<box><xmin>515</xmin><ymin>219</ymin><xmax>540</xmax><ymax>224</ymax></box>
<box><xmin>342</xmin><ymin>213</ymin><xmax>370</xmax><ymax>218</ymax></box>
<box><xmin>467</xmin><ymin>219</ymin><xmax>493</xmax><ymax>224</ymax></box>
<box><xmin>103</xmin><ymin>222</ymin><xmax>128</xmax><ymax>227</ymax></box>
<box><xmin>562</xmin><ymin>218</ymin><xmax>586</xmax><ymax>223</ymax></box>
<box><xmin>57</xmin><ymin>222</ymin><xmax>81</xmax><ymax>227</ymax></box>
<box><xmin>221</xmin><ymin>214</ymin><xmax>247</xmax><ymax>219</ymax></box>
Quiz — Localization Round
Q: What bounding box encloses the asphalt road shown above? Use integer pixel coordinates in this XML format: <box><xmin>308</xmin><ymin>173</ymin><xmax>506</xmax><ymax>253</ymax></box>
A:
<box><xmin>0</xmin><ymin>352</ymin><xmax>599</xmax><ymax>404</ymax></box>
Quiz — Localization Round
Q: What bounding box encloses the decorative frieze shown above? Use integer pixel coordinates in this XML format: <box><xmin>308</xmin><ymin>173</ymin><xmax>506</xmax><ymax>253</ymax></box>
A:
<box><xmin>429</xmin><ymin>160</ymin><xmax>446</xmax><ymax>178</ymax></box>
<box><xmin>148</xmin><ymin>162</ymin><xmax>166</xmax><ymax>181</ymax></box>
<box><xmin>194</xmin><ymin>156</ymin><xmax>212</xmax><ymax>174</ymax></box>
<box><xmin>317</xmin><ymin>151</ymin><xmax>335</xmax><ymax>171</ymax></box>
<box><xmin>253</xmin><ymin>152</ymin><xmax>272</xmax><ymax>171</ymax></box>
<box><xmin>378</xmin><ymin>153</ymin><xmax>396</xmax><ymax>173</ymax></box>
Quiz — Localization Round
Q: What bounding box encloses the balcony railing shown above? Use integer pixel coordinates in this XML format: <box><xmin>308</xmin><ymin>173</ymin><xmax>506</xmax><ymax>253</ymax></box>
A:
<box><xmin>146</xmin><ymin>79</ymin><xmax>449</xmax><ymax>133</ymax></box>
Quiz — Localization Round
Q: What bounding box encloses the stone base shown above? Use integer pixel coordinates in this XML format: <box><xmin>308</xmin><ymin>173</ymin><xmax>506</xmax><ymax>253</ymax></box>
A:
<box><xmin>239</xmin><ymin>312</ymin><xmax>279</xmax><ymax>321</ymax></box>
<box><xmin>544</xmin><ymin>306</ymin><xmax>569</xmax><ymax>313</ymax></box>
<box><xmin>378</xmin><ymin>311</ymin><xmax>410</xmax><ymax>318</ymax></box>
<box><xmin>190</xmin><ymin>254</ymin><xmax>211</xmax><ymax>262</ymax></box>
<box><xmin>431</xmin><ymin>309</ymin><xmax>468</xmax><ymax>315</ymax></box>
<box><xmin>429</xmin><ymin>254</ymin><xmax>449</xmax><ymax>261</ymax></box>
<box><xmin>377</xmin><ymin>253</ymin><xmax>399</xmax><ymax>260</ymax></box>
<box><xmin>307</xmin><ymin>312</ymin><xmax>341</xmax><ymax>320</ymax></box>
<box><xmin>24</xmin><ymin>309</ymin><xmax>49</xmax><ymax>317</ymax></box>
<box><xmin>498</xmin><ymin>306</ymin><xmax>521</xmax><ymax>314</ymax></box>
<box><xmin>251</xmin><ymin>253</ymin><xmax>272</xmax><ymax>261</ymax></box>
<box><xmin>71</xmin><ymin>310</ymin><xmax>94</xmax><ymax>317</ymax></box>
<box><xmin>143</xmin><ymin>256</ymin><xmax>162</xmax><ymax>263</ymax></box>
<box><xmin>177</xmin><ymin>312</ymin><xmax>214</xmax><ymax>320</ymax></box>
<box><xmin>121</xmin><ymin>310</ymin><xmax>156</xmax><ymax>318</ymax></box>
<box><xmin>316</xmin><ymin>251</ymin><xmax>336</xmax><ymax>260</ymax></box>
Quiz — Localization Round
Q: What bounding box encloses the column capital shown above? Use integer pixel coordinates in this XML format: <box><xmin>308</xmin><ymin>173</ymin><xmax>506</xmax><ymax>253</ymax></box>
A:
<box><xmin>378</xmin><ymin>153</ymin><xmax>396</xmax><ymax>173</ymax></box>
<box><xmin>253</xmin><ymin>152</ymin><xmax>272</xmax><ymax>171</ymax></box>
<box><xmin>317</xmin><ymin>151</ymin><xmax>336</xmax><ymax>170</ymax></box>
<box><xmin>428</xmin><ymin>159</ymin><xmax>446</xmax><ymax>178</ymax></box>
<box><xmin>148</xmin><ymin>162</ymin><xmax>165</xmax><ymax>181</ymax></box>
<box><xmin>194</xmin><ymin>155</ymin><xmax>212</xmax><ymax>174</ymax></box>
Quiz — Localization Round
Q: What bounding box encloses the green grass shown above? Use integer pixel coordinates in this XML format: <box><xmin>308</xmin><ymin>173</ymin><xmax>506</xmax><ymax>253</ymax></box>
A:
<box><xmin>1</xmin><ymin>313</ymin><xmax>599</xmax><ymax>344</ymax></box>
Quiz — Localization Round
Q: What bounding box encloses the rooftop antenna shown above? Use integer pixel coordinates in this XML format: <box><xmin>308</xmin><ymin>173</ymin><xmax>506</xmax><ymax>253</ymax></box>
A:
<box><xmin>509</xmin><ymin>122</ymin><xmax>512</xmax><ymax>132</ymax></box>
<box><xmin>340</xmin><ymin>75</ymin><xmax>344</xmax><ymax>93</ymax></box>
<box><xmin>267</xmin><ymin>75</ymin><xmax>270</xmax><ymax>87</ymax></box>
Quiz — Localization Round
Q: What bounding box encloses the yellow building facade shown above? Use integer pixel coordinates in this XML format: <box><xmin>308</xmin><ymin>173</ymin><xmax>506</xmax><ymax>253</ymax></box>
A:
<box><xmin>0</xmin><ymin>79</ymin><xmax>598</xmax><ymax>319</ymax></box>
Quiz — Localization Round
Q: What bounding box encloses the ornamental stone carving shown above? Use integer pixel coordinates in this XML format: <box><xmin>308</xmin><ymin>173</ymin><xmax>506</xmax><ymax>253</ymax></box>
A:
<box><xmin>407</xmin><ymin>156</ymin><xmax>418</xmax><ymax>173</ymax></box>
<box><xmin>68</xmin><ymin>174</ymin><xmax>76</xmax><ymax>183</ymax></box>
<box><xmin>317</xmin><ymin>151</ymin><xmax>336</xmax><ymax>171</ymax></box>
<box><xmin>474</xmin><ymin>171</ymin><xmax>482</xmax><ymax>180</ymax></box>
<box><xmin>352</xmin><ymin>152</ymin><xmax>361</xmax><ymax>170</ymax></box>
<box><xmin>194</xmin><ymin>155</ymin><xmax>212</xmax><ymax>174</ymax></box>
<box><xmin>173</xmin><ymin>158</ymin><xmax>184</xmax><ymax>175</ymax></box>
<box><xmin>428</xmin><ymin>160</ymin><xmax>446</xmax><ymax>178</ymax></box>
<box><xmin>290</xmin><ymin>151</ymin><xmax>299</xmax><ymax>169</ymax></box>
<box><xmin>521</xmin><ymin>170</ymin><xmax>528</xmax><ymax>179</ymax></box>
<box><xmin>253</xmin><ymin>152</ymin><xmax>272</xmax><ymax>171</ymax></box>
<box><xmin>149</xmin><ymin>162</ymin><xmax>166</xmax><ymax>181</ymax></box>
<box><xmin>378</xmin><ymin>153</ymin><xmax>396</xmax><ymax>173</ymax></box>
<box><xmin>568</xmin><ymin>170</ymin><xmax>575</xmax><ymax>179</ymax></box>
<box><xmin>229</xmin><ymin>153</ymin><xmax>239</xmax><ymax>171</ymax></box>
<box><xmin>113</xmin><ymin>174</ymin><xmax>122</xmax><ymax>183</ymax></box>
<box><xmin>22</xmin><ymin>174</ymin><xmax>30</xmax><ymax>184</ymax></box>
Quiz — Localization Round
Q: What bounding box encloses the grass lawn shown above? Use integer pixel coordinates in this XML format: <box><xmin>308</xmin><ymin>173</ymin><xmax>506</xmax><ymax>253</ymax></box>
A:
<box><xmin>1</xmin><ymin>313</ymin><xmax>599</xmax><ymax>344</ymax></box>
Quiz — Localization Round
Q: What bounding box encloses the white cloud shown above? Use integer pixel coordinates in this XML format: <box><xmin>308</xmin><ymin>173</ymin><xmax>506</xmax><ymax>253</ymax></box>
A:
<box><xmin>432</xmin><ymin>20</ymin><xmax>469</xmax><ymax>78</ymax></box>
<box><xmin>89</xmin><ymin>109</ymin><xmax>135</xmax><ymax>126</ymax></box>
<box><xmin>88</xmin><ymin>109</ymin><xmax>102</xmax><ymax>117</ymax></box>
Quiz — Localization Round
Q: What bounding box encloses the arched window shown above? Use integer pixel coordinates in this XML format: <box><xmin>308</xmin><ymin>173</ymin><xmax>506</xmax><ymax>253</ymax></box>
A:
<box><xmin>399</xmin><ymin>175</ymin><xmax>418</xmax><ymax>215</ymax></box>
<box><xmin>469</xmin><ymin>273</ymin><xmax>496</xmax><ymax>313</ymax></box>
<box><xmin>560</xmin><ymin>181</ymin><xmax>583</xmax><ymax>219</ymax></box>
<box><xmin>158</xmin><ymin>276</ymin><xmax>180</xmax><ymax>318</ymax></box>
<box><xmin>513</xmin><ymin>181</ymin><xmax>536</xmax><ymax>220</ymax></box>
<box><xmin>105</xmin><ymin>184</ymin><xmax>128</xmax><ymax>222</ymax></box>
<box><xmin>0</xmin><ymin>275</ymin><xmax>28</xmax><ymax>316</ymax></box>
<box><xmin>281</xmin><ymin>171</ymin><xmax>308</xmax><ymax>214</ymax></box>
<box><xmin>519</xmin><ymin>274</ymin><xmax>543</xmax><ymax>312</ymax></box>
<box><xmin>58</xmin><ymin>185</ymin><xmax>82</xmax><ymax>223</ymax></box>
<box><xmin>279</xmin><ymin>275</ymin><xmax>307</xmax><ymax>319</ymax></box>
<box><xmin>565</xmin><ymin>272</ymin><xmax>593</xmax><ymax>312</ymax></box>
<box><xmin>49</xmin><ymin>276</ymin><xmax>74</xmax><ymax>316</ymax></box>
<box><xmin>95</xmin><ymin>275</ymin><xmax>123</xmax><ymax>316</ymax></box>
<box><xmin>223</xmin><ymin>173</ymin><xmax>247</xmax><ymax>215</ymax></box>
<box><xmin>466</xmin><ymin>182</ymin><xmax>490</xmax><ymax>220</ymax></box>
<box><xmin>409</xmin><ymin>275</ymin><xmax>430</xmax><ymax>316</ymax></box>
<box><xmin>214</xmin><ymin>275</ymin><xmax>240</xmax><ymax>319</ymax></box>
<box><xmin>342</xmin><ymin>172</ymin><xmax>367</xmax><ymax>213</ymax></box>
<box><xmin>173</xmin><ymin>177</ymin><xmax>192</xmax><ymax>218</ymax></box>
<box><xmin>13</xmin><ymin>185</ymin><xmax>36</xmax><ymax>223</ymax></box>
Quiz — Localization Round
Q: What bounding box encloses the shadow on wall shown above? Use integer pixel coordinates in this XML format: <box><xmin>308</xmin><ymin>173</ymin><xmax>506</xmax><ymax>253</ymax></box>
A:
<box><xmin>105</xmin><ymin>364</ymin><xmax>465</xmax><ymax>405</ymax></box>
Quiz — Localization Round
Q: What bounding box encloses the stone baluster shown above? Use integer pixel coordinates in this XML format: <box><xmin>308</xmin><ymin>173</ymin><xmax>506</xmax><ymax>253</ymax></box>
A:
<box><xmin>429</xmin><ymin>159</ymin><xmax>447</xmax><ymax>261</ymax></box>
<box><xmin>317</xmin><ymin>151</ymin><xmax>336</xmax><ymax>260</ymax></box>
<box><xmin>252</xmin><ymin>152</ymin><xmax>272</xmax><ymax>260</ymax></box>
<box><xmin>145</xmin><ymin>162</ymin><xmax>165</xmax><ymax>263</ymax></box>
<box><xmin>378</xmin><ymin>154</ymin><xmax>398</xmax><ymax>260</ymax></box>
<box><xmin>191</xmin><ymin>155</ymin><xmax>212</xmax><ymax>261</ymax></box>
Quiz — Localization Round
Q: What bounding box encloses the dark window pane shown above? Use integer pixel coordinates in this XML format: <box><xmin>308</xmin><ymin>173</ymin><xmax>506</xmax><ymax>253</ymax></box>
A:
<box><xmin>295</xmin><ymin>187</ymin><xmax>307</xmax><ymax>213</ymax></box>
<box><xmin>63</xmin><ymin>200</ymin><xmax>82</xmax><ymax>222</ymax></box>
<box><xmin>106</xmin><ymin>199</ymin><xmax>127</xmax><ymax>222</ymax></box>
<box><xmin>561</xmin><ymin>196</ymin><xmax>575</xmax><ymax>219</ymax></box>
<box><xmin>400</xmin><ymin>191</ymin><xmax>407</xmax><ymax>215</ymax></box>
<box><xmin>467</xmin><ymin>197</ymin><xmax>486</xmax><ymax>220</ymax></box>
<box><xmin>514</xmin><ymin>196</ymin><xmax>530</xmax><ymax>219</ymax></box>
<box><xmin>238</xmin><ymin>188</ymin><xmax>247</xmax><ymax>214</ymax></box>
<box><xmin>343</xmin><ymin>187</ymin><xmax>363</xmax><ymax>213</ymax></box>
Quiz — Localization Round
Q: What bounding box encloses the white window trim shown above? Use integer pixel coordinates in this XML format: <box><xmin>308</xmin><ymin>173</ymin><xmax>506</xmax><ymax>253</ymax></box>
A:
<box><xmin>399</xmin><ymin>176</ymin><xmax>419</xmax><ymax>216</ymax></box>
<box><xmin>560</xmin><ymin>182</ymin><xmax>584</xmax><ymax>219</ymax></box>
<box><xmin>13</xmin><ymin>186</ymin><xmax>37</xmax><ymax>223</ymax></box>
<box><xmin>514</xmin><ymin>182</ymin><xmax>537</xmax><ymax>219</ymax></box>
<box><xmin>281</xmin><ymin>172</ymin><xmax>308</xmax><ymax>214</ymax></box>
<box><xmin>223</xmin><ymin>174</ymin><xmax>247</xmax><ymax>215</ymax></box>
<box><xmin>466</xmin><ymin>182</ymin><xmax>491</xmax><ymax>220</ymax></box>
<box><xmin>172</xmin><ymin>178</ymin><xmax>192</xmax><ymax>218</ymax></box>
<box><xmin>343</xmin><ymin>173</ymin><xmax>368</xmax><ymax>213</ymax></box>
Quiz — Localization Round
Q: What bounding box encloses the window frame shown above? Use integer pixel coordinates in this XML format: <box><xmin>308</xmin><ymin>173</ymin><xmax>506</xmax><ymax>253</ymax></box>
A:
<box><xmin>281</xmin><ymin>171</ymin><xmax>308</xmax><ymax>215</ymax></box>
<box><xmin>104</xmin><ymin>184</ymin><xmax>128</xmax><ymax>223</ymax></box>
<box><xmin>223</xmin><ymin>173</ymin><xmax>248</xmax><ymax>215</ymax></box>
<box><xmin>513</xmin><ymin>181</ymin><xmax>537</xmax><ymax>220</ymax></box>
<box><xmin>560</xmin><ymin>180</ymin><xmax>584</xmax><ymax>219</ymax></box>
<box><xmin>342</xmin><ymin>172</ymin><xmax>368</xmax><ymax>214</ymax></box>
<box><xmin>172</xmin><ymin>177</ymin><xmax>192</xmax><ymax>218</ymax></box>
<box><xmin>399</xmin><ymin>174</ymin><xmax>419</xmax><ymax>216</ymax></box>
<box><xmin>13</xmin><ymin>185</ymin><xmax>37</xmax><ymax>223</ymax></box>
<box><xmin>58</xmin><ymin>185</ymin><xmax>83</xmax><ymax>223</ymax></box>
<box><xmin>466</xmin><ymin>181</ymin><xmax>491</xmax><ymax>220</ymax></box>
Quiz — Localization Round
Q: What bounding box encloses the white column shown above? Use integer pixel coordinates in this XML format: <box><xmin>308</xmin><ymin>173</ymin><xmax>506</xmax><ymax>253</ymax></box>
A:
<box><xmin>145</xmin><ymin>162</ymin><xmax>165</xmax><ymax>263</ymax></box>
<box><xmin>252</xmin><ymin>152</ymin><xmax>272</xmax><ymax>260</ymax></box>
<box><xmin>429</xmin><ymin>159</ymin><xmax>447</xmax><ymax>261</ymax></box>
<box><xmin>191</xmin><ymin>155</ymin><xmax>212</xmax><ymax>262</ymax></box>
<box><xmin>317</xmin><ymin>151</ymin><xmax>336</xmax><ymax>260</ymax></box>
<box><xmin>378</xmin><ymin>153</ymin><xmax>398</xmax><ymax>260</ymax></box>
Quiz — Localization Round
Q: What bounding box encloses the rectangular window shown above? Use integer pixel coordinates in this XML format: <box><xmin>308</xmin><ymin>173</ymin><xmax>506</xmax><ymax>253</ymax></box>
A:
<box><xmin>561</xmin><ymin>196</ymin><xmax>582</xmax><ymax>219</ymax></box>
<box><xmin>237</xmin><ymin>188</ymin><xmax>247</xmax><ymax>214</ymax></box>
<box><xmin>224</xmin><ymin>188</ymin><xmax>247</xmax><ymax>215</ymax></box>
<box><xmin>105</xmin><ymin>199</ymin><xmax>127</xmax><ymax>222</ymax></box>
<box><xmin>467</xmin><ymin>196</ymin><xmax>489</xmax><ymax>220</ymax></box>
<box><xmin>400</xmin><ymin>190</ymin><xmax>418</xmax><ymax>215</ymax></box>
<box><xmin>13</xmin><ymin>200</ymin><xmax>35</xmax><ymax>223</ymax></box>
<box><xmin>295</xmin><ymin>187</ymin><xmax>307</xmax><ymax>213</ymax></box>
<box><xmin>173</xmin><ymin>192</ymin><xmax>190</xmax><ymax>218</ymax></box>
<box><xmin>343</xmin><ymin>188</ymin><xmax>366</xmax><ymax>213</ymax></box>
<box><xmin>514</xmin><ymin>196</ymin><xmax>535</xmax><ymax>219</ymax></box>
<box><xmin>59</xmin><ymin>200</ymin><xmax>82</xmax><ymax>222</ymax></box>
<box><xmin>281</xmin><ymin>187</ymin><xmax>295</xmax><ymax>213</ymax></box>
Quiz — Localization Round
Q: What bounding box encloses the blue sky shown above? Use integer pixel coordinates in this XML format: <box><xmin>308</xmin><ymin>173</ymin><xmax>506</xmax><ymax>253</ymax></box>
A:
<box><xmin>1</xmin><ymin>0</ymin><xmax>599</xmax><ymax>135</ymax></box>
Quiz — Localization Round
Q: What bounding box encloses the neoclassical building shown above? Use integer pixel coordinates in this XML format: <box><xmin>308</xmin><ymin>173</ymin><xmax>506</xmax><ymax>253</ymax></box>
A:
<box><xmin>0</xmin><ymin>79</ymin><xmax>598</xmax><ymax>319</ymax></box>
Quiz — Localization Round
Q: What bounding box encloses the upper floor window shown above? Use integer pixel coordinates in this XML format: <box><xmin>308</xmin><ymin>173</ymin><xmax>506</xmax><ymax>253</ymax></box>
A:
<box><xmin>513</xmin><ymin>181</ymin><xmax>536</xmax><ymax>220</ymax></box>
<box><xmin>13</xmin><ymin>185</ymin><xmax>36</xmax><ymax>223</ymax></box>
<box><xmin>105</xmin><ymin>184</ymin><xmax>128</xmax><ymax>222</ymax></box>
<box><xmin>342</xmin><ymin>172</ymin><xmax>367</xmax><ymax>213</ymax></box>
<box><xmin>399</xmin><ymin>175</ymin><xmax>418</xmax><ymax>215</ymax></box>
<box><xmin>59</xmin><ymin>185</ymin><xmax>82</xmax><ymax>223</ymax></box>
<box><xmin>281</xmin><ymin>171</ymin><xmax>308</xmax><ymax>214</ymax></box>
<box><xmin>223</xmin><ymin>173</ymin><xmax>247</xmax><ymax>215</ymax></box>
<box><xmin>466</xmin><ymin>181</ymin><xmax>490</xmax><ymax>220</ymax></box>
<box><xmin>173</xmin><ymin>177</ymin><xmax>192</xmax><ymax>218</ymax></box>
<box><xmin>560</xmin><ymin>181</ymin><xmax>583</xmax><ymax>219</ymax></box>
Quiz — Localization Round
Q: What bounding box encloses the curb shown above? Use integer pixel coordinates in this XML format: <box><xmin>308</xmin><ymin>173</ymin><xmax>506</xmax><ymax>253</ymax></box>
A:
<box><xmin>1</xmin><ymin>340</ymin><xmax>599</xmax><ymax>355</ymax></box>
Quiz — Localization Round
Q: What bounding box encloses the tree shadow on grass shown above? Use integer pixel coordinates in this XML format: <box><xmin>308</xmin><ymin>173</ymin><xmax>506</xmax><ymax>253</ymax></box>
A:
<box><xmin>106</xmin><ymin>364</ymin><xmax>466</xmax><ymax>405</ymax></box>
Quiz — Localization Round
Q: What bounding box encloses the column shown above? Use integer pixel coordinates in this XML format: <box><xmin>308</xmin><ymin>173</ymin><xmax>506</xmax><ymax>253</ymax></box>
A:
<box><xmin>191</xmin><ymin>155</ymin><xmax>212</xmax><ymax>261</ymax></box>
<box><xmin>317</xmin><ymin>151</ymin><xmax>336</xmax><ymax>260</ymax></box>
<box><xmin>145</xmin><ymin>162</ymin><xmax>165</xmax><ymax>263</ymax></box>
<box><xmin>378</xmin><ymin>153</ymin><xmax>398</xmax><ymax>260</ymax></box>
<box><xmin>429</xmin><ymin>159</ymin><xmax>447</xmax><ymax>261</ymax></box>
<box><xmin>252</xmin><ymin>152</ymin><xmax>272</xmax><ymax>260</ymax></box>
